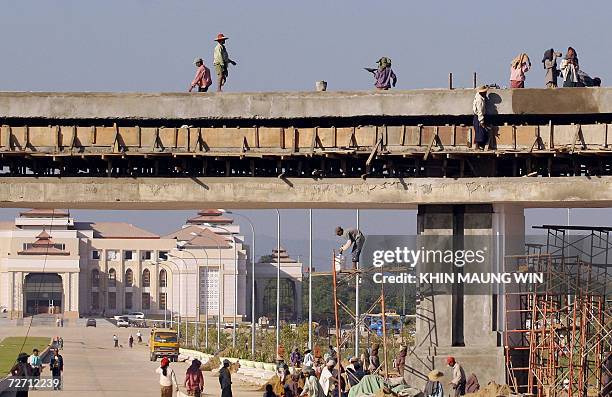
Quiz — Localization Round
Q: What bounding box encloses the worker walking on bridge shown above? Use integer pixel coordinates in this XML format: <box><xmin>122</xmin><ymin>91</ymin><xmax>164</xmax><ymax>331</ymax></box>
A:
<box><xmin>336</xmin><ymin>226</ymin><xmax>365</xmax><ymax>270</ymax></box>
<box><xmin>189</xmin><ymin>58</ymin><xmax>212</xmax><ymax>93</ymax></box>
<box><xmin>213</xmin><ymin>33</ymin><xmax>237</xmax><ymax>92</ymax></box>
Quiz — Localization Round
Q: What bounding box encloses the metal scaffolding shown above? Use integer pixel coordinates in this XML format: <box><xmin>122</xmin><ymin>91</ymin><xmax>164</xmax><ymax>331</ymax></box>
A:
<box><xmin>311</xmin><ymin>252</ymin><xmax>407</xmax><ymax>380</ymax></box>
<box><xmin>504</xmin><ymin>225</ymin><xmax>611</xmax><ymax>397</ymax></box>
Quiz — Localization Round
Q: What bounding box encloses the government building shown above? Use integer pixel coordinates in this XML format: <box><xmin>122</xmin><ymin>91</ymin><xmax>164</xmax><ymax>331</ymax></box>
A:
<box><xmin>0</xmin><ymin>209</ymin><xmax>305</xmax><ymax>325</ymax></box>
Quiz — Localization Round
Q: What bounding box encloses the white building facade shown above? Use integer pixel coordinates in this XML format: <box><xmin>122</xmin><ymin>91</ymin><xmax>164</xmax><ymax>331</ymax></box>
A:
<box><xmin>0</xmin><ymin>209</ymin><xmax>248</xmax><ymax>322</ymax></box>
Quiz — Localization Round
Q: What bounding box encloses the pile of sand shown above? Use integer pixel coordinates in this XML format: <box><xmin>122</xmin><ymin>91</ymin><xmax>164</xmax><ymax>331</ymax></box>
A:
<box><xmin>465</xmin><ymin>382</ymin><xmax>511</xmax><ymax>397</ymax></box>
<box><xmin>201</xmin><ymin>356</ymin><xmax>220</xmax><ymax>371</ymax></box>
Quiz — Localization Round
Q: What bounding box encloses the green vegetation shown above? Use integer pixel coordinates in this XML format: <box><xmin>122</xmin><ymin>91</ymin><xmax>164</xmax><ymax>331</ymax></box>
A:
<box><xmin>0</xmin><ymin>336</ymin><xmax>51</xmax><ymax>375</ymax></box>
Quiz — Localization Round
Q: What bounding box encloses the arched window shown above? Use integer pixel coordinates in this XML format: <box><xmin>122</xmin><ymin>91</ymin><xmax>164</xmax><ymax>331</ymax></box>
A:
<box><xmin>142</xmin><ymin>269</ymin><xmax>151</xmax><ymax>287</ymax></box>
<box><xmin>159</xmin><ymin>269</ymin><xmax>167</xmax><ymax>288</ymax></box>
<box><xmin>125</xmin><ymin>269</ymin><xmax>133</xmax><ymax>287</ymax></box>
<box><xmin>91</xmin><ymin>269</ymin><xmax>100</xmax><ymax>287</ymax></box>
<box><xmin>108</xmin><ymin>268</ymin><xmax>116</xmax><ymax>287</ymax></box>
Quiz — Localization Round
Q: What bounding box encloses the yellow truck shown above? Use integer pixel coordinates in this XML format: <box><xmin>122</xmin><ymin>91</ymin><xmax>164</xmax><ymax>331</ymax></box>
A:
<box><xmin>149</xmin><ymin>329</ymin><xmax>179</xmax><ymax>362</ymax></box>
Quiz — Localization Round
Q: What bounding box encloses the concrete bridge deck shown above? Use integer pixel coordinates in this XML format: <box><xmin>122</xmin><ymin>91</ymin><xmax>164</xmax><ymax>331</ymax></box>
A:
<box><xmin>1</xmin><ymin>89</ymin><xmax>612</xmax><ymax>207</ymax></box>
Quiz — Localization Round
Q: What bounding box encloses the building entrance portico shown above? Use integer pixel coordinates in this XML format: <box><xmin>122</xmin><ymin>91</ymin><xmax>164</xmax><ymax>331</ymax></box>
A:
<box><xmin>23</xmin><ymin>273</ymin><xmax>63</xmax><ymax>315</ymax></box>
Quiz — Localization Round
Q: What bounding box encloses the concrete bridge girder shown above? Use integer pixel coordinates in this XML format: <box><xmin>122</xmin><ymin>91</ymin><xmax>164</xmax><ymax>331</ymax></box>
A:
<box><xmin>0</xmin><ymin>176</ymin><xmax>611</xmax><ymax>209</ymax></box>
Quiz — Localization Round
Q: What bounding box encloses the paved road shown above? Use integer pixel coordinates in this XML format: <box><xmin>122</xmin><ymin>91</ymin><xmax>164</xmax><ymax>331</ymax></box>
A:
<box><xmin>3</xmin><ymin>319</ymin><xmax>262</xmax><ymax>396</ymax></box>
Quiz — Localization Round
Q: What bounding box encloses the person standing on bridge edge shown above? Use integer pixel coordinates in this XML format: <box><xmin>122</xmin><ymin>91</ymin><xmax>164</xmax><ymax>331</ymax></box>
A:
<box><xmin>472</xmin><ymin>86</ymin><xmax>489</xmax><ymax>150</ymax></box>
<box><xmin>561</xmin><ymin>47</ymin><xmax>580</xmax><ymax>87</ymax></box>
<box><xmin>219</xmin><ymin>359</ymin><xmax>233</xmax><ymax>397</ymax></box>
<box><xmin>336</xmin><ymin>226</ymin><xmax>365</xmax><ymax>270</ymax></box>
<box><xmin>366</xmin><ymin>57</ymin><xmax>397</xmax><ymax>90</ymax></box>
<box><xmin>156</xmin><ymin>357</ymin><xmax>178</xmax><ymax>397</ymax></box>
<box><xmin>189</xmin><ymin>57</ymin><xmax>212</xmax><ymax>93</ymax></box>
<box><xmin>213</xmin><ymin>33</ymin><xmax>237</xmax><ymax>92</ymax></box>
<box><xmin>542</xmin><ymin>49</ymin><xmax>562</xmax><ymax>88</ymax></box>
<box><xmin>510</xmin><ymin>53</ymin><xmax>531</xmax><ymax>88</ymax></box>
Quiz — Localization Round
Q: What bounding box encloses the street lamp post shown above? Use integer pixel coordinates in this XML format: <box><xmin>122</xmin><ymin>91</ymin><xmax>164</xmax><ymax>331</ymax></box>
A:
<box><xmin>308</xmin><ymin>209</ymin><xmax>313</xmax><ymax>349</ymax></box>
<box><xmin>207</xmin><ymin>224</ymin><xmax>239</xmax><ymax>349</ymax></box>
<box><xmin>178</xmin><ymin>247</ymin><xmax>209</xmax><ymax>349</ymax></box>
<box><xmin>160</xmin><ymin>259</ymin><xmax>182</xmax><ymax>337</ymax></box>
<box><xmin>168</xmin><ymin>254</ymin><xmax>189</xmax><ymax>344</ymax></box>
<box><xmin>223</xmin><ymin>211</ymin><xmax>256</xmax><ymax>358</ymax></box>
<box><xmin>275</xmin><ymin>209</ymin><xmax>281</xmax><ymax>356</ymax></box>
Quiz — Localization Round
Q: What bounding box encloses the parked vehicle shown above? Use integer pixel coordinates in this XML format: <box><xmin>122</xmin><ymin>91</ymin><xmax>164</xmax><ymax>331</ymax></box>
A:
<box><xmin>116</xmin><ymin>317</ymin><xmax>129</xmax><ymax>328</ymax></box>
<box><xmin>86</xmin><ymin>318</ymin><xmax>97</xmax><ymax>327</ymax></box>
<box><xmin>149</xmin><ymin>329</ymin><xmax>179</xmax><ymax>362</ymax></box>
<box><xmin>126</xmin><ymin>312</ymin><xmax>145</xmax><ymax>320</ymax></box>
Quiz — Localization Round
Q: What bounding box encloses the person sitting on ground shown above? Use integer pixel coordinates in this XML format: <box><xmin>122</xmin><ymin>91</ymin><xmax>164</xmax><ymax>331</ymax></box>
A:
<box><xmin>510</xmin><ymin>53</ymin><xmax>531</xmax><ymax>88</ymax></box>
<box><xmin>184</xmin><ymin>359</ymin><xmax>204</xmax><ymax>397</ymax></box>
<box><xmin>336</xmin><ymin>227</ymin><xmax>365</xmax><ymax>270</ymax></box>
<box><xmin>561</xmin><ymin>47</ymin><xmax>580</xmax><ymax>87</ymax></box>
<box><xmin>189</xmin><ymin>57</ymin><xmax>212</xmax><ymax>93</ymax></box>
<box><xmin>263</xmin><ymin>383</ymin><xmax>277</xmax><ymax>397</ymax></box>
<box><xmin>542</xmin><ymin>49</ymin><xmax>562</xmax><ymax>88</ymax></box>
<box><xmin>472</xmin><ymin>86</ymin><xmax>489</xmax><ymax>150</ymax></box>
<box><xmin>424</xmin><ymin>369</ymin><xmax>444</xmax><ymax>397</ymax></box>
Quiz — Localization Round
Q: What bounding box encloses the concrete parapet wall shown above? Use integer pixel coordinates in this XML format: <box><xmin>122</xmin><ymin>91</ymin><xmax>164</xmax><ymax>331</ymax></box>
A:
<box><xmin>1</xmin><ymin>88</ymin><xmax>612</xmax><ymax>121</ymax></box>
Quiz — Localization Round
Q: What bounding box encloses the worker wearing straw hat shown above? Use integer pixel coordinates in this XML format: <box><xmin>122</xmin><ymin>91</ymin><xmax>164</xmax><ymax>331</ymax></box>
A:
<box><xmin>213</xmin><ymin>33</ymin><xmax>237</xmax><ymax>92</ymax></box>
<box><xmin>423</xmin><ymin>369</ymin><xmax>444</xmax><ymax>397</ymax></box>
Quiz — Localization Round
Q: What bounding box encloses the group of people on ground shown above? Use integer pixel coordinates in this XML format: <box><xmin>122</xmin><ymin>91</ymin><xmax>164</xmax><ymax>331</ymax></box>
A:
<box><xmin>10</xmin><ymin>347</ymin><xmax>64</xmax><ymax>394</ymax></box>
<box><xmin>189</xmin><ymin>33</ymin><xmax>236</xmax><ymax>93</ymax></box>
<box><xmin>510</xmin><ymin>47</ymin><xmax>601</xmax><ymax>88</ymax></box>
<box><xmin>156</xmin><ymin>356</ymin><xmax>230</xmax><ymax>397</ymax></box>
<box><xmin>423</xmin><ymin>357</ymin><xmax>479</xmax><ymax>397</ymax></box>
<box><xmin>112</xmin><ymin>330</ymin><xmax>144</xmax><ymax>348</ymax></box>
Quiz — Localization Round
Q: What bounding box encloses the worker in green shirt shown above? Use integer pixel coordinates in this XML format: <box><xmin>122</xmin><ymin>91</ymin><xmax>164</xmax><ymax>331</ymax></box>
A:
<box><xmin>213</xmin><ymin>33</ymin><xmax>237</xmax><ymax>92</ymax></box>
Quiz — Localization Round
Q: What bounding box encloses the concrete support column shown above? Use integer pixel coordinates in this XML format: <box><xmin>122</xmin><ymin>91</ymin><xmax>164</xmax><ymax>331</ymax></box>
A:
<box><xmin>406</xmin><ymin>204</ymin><xmax>525</xmax><ymax>389</ymax></box>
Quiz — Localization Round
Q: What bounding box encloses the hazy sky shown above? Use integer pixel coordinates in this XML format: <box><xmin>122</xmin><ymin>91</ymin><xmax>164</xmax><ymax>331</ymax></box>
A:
<box><xmin>1</xmin><ymin>0</ymin><xmax>610</xmax><ymax>92</ymax></box>
<box><xmin>1</xmin><ymin>1</ymin><xmax>612</xmax><ymax>266</ymax></box>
